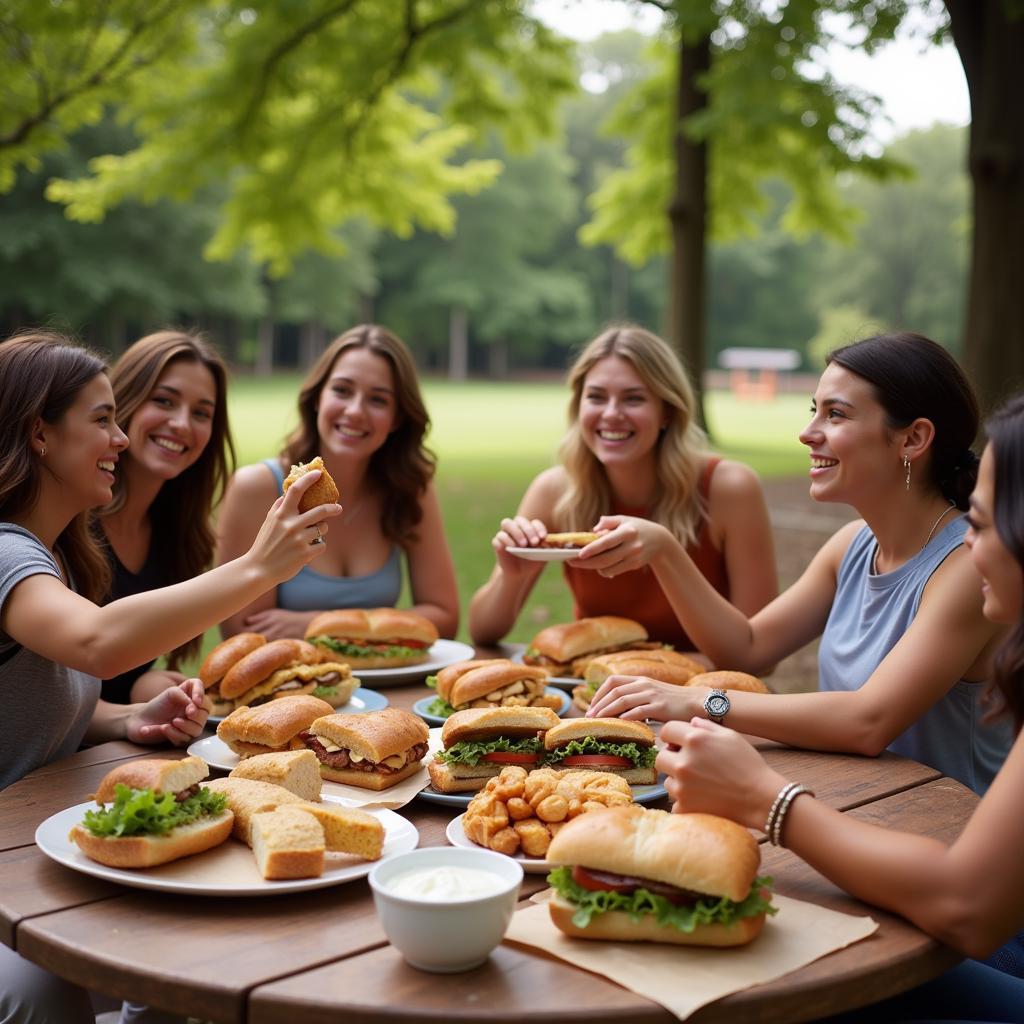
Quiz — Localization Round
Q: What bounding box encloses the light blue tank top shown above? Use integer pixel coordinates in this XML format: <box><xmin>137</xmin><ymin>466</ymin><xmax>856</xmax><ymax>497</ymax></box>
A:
<box><xmin>264</xmin><ymin>460</ymin><xmax>403</xmax><ymax>612</ymax></box>
<box><xmin>819</xmin><ymin>516</ymin><xmax>1013</xmax><ymax>794</ymax></box>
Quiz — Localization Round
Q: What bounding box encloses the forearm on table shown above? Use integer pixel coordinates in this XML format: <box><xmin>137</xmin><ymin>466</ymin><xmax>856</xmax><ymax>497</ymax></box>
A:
<box><xmin>469</xmin><ymin>570</ymin><xmax>538</xmax><ymax>645</ymax></box>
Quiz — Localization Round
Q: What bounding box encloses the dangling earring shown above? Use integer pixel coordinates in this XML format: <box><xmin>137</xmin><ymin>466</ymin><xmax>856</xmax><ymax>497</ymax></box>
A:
<box><xmin>903</xmin><ymin>455</ymin><xmax>911</xmax><ymax>491</ymax></box>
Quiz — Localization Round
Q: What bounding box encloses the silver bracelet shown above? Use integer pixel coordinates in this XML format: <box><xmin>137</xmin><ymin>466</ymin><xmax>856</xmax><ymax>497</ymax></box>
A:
<box><xmin>763</xmin><ymin>782</ymin><xmax>800</xmax><ymax>840</ymax></box>
<box><xmin>770</xmin><ymin>784</ymin><xmax>814</xmax><ymax>847</ymax></box>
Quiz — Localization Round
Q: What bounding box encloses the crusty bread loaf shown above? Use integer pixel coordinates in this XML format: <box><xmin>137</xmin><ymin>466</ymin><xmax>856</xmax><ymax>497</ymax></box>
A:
<box><xmin>293</xmin><ymin>802</ymin><xmax>384</xmax><ymax>859</ymax></box>
<box><xmin>543</xmin><ymin>717</ymin><xmax>655</xmax><ymax>751</ymax></box>
<box><xmin>69</xmin><ymin>810</ymin><xmax>234</xmax><ymax>869</ymax></box>
<box><xmin>319</xmin><ymin>758</ymin><xmax>424</xmax><ymax>790</ymax></box>
<box><xmin>440</xmin><ymin>705</ymin><xmax>559</xmax><ymax>746</ymax></box>
<box><xmin>546</xmin><ymin>805</ymin><xmax>760</xmax><ymax>904</ymax></box>
<box><xmin>229</xmin><ymin>750</ymin><xmax>323</xmax><ymax>801</ymax></box>
<box><xmin>426</xmin><ymin>759</ymin><xmax>495</xmax><ymax>793</ymax></box>
<box><xmin>529</xmin><ymin>616</ymin><xmax>648</xmax><ymax>664</ymax></box>
<box><xmin>250</xmin><ymin>806</ymin><xmax>325</xmax><ymax>879</ymax></box>
<box><xmin>540</xmin><ymin>532</ymin><xmax>599</xmax><ymax>548</ymax></box>
<box><xmin>687</xmin><ymin>670</ymin><xmax>771</xmax><ymax>694</ymax></box>
<box><xmin>309</xmin><ymin>707</ymin><xmax>428</xmax><ymax>762</ymax></box>
<box><xmin>596</xmin><ymin>648</ymin><xmax>708</xmax><ymax>674</ymax></box>
<box><xmin>204</xmin><ymin>777</ymin><xmax>306</xmax><ymax>844</ymax></box>
<box><xmin>583</xmin><ymin>656</ymin><xmax>700</xmax><ymax>688</ymax></box>
<box><xmin>547</xmin><ymin>893</ymin><xmax>765</xmax><ymax>947</ymax></box>
<box><xmin>434</xmin><ymin>660</ymin><xmax>493</xmax><ymax>701</ymax></box>
<box><xmin>448</xmin><ymin>661</ymin><xmax>550</xmax><ymax>708</ymax></box>
<box><xmin>282</xmin><ymin>456</ymin><xmax>340</xmax><ymax>513</ymax></box>
<box><xmin>199</xmin><ymin>633</ymin><xmax>266</xmax><ymax>687</ymax></box>
<box><xmin>216</xmin><ymin>695</ymin><xmax>336</xmax><ymax>756</ymax></box>
<box><xmin>93</xmin><ymin>755</ymin><xmax>208</xmax><ymax>804</ymax></box>
<box><xmin>305</xmin><ymin>608</ymin><xmax>439</xmax><ymax>646</ymax></box>
<box><xmin>221</xmin><ymin>639</ymin><xmax>307</xmax><ymax>700</ymax></box>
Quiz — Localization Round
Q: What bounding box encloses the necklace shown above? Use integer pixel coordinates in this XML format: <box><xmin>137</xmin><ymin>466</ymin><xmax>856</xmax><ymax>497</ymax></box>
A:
<box><xmin>872</xmin><ymin>500</ymin><xmax>957</xmax><ymax>575</ymax></box>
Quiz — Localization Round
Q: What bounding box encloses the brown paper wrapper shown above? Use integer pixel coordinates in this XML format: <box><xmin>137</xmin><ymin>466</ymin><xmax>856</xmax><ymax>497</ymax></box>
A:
<box><xmin>505</xmin><ymin>895</ymin><xmax>877</xmax><ymax>1021</ymax></box>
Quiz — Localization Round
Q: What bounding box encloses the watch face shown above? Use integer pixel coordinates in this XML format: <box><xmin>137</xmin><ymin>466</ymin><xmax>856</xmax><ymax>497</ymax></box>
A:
<box><xmin>707</xmin><ymin>694</ymin><xmax>729</xmax><ymax>717</ymax></box>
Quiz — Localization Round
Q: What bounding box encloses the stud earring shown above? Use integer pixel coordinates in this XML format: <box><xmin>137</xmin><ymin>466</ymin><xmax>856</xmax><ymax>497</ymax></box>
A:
<box><xmin>38</xmin><ymin>446</ymin><xmax>46</xmax><ymax>457</ymax></box>
<box><xmin>903</xmin><ymin>454</ymin><xmax>911</xmax><ymax>491</ymax></box>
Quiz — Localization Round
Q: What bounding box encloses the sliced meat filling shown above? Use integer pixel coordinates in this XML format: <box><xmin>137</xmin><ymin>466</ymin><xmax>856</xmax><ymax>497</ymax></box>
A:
<box><xmin>301</xmin><ymin>734</ymin><xmax>429</xmax><ymax>774</ymax></box>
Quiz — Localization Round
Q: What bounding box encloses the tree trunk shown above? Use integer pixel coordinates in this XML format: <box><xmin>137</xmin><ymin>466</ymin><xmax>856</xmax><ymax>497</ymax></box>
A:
<box><xmin>488</xmin><ymin>336</ymin><xmax>509</xmax><ymax>379</ymax></box>
<box><xmin>448</xmin><ymin>304</ymin><xmax>469</xmax><ymax>381</ymax></box>
<box><xmin>667</xmin><ymin>29</ymin><xmax>711</xmax><ymax>429</ymax></box>
<box><xmin>946</xmin><ymin>0</ymin><xmax>1024</xmax><ymax>414</ymax></box>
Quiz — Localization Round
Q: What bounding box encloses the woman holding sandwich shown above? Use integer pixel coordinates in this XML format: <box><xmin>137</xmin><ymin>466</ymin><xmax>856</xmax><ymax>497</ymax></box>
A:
<box><xmin>216</xmin><ymin>323</ymin><xmax>458</xmax><ymax>641</ymax></box>
<box><xmin>587</xmin><ymin>333</ymin><xmax>1013</xmax><ymax>796</ymax></box>
<box><xmin>95</xmin><ymin>329</ymin><xmax>235</xmax><ymax>705</ymax></box>
<box><xmin>656</xmin><ymin>392</ymin><xmax>1024</xmax><ymax>1016</ymax></box>
<box><xmin>469</xmin><ymin>323</ymin><xmax>777</xmax><ymax>649</ymax></box>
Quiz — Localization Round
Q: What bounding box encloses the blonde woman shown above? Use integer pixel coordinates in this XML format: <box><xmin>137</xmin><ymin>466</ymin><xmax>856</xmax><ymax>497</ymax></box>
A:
<box><xmin>469</xmin><ymin>324</ymin><xmax>777</xmax><ymax>649</ymax></box>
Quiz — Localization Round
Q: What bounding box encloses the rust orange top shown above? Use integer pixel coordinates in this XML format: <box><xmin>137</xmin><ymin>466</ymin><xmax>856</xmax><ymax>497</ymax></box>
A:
<box><xmin>562</xmin><ymin>457</ymin><xmax>727</xmax><ymax>650</ymax></box>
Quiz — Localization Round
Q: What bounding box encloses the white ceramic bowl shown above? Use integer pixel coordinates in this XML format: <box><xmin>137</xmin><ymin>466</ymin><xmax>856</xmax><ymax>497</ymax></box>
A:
<box><xmin>368</xmin><ymin>846</ymin><xmax>523</xmax><ymax>973</ymax></box>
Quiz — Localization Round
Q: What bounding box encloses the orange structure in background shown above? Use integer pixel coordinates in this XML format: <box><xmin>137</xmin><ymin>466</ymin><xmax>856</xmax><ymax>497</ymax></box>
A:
<box><xmin>719</xmin><ymin>348</ymin><xmax>800</xmax><ymax>401</ymax></box>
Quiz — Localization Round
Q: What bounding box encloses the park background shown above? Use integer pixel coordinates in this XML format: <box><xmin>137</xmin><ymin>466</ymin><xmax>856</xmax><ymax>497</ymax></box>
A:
<box><xmin>2</xmin><ymin>1</ymin><xmax>1019</xmax><ymax>683</ymax></box>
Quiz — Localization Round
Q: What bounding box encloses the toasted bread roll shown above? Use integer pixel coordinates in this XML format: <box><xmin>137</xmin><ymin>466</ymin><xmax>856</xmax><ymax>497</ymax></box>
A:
<box><xmin>687</xmin><ymin>670</ymin><xmax>771</xmax><ymax>694</ymax></box>
<box><xmin>216</xmin><ymin>695</ymin><xmax>336</xmax><ymax>757</ymax></box>
<box><xmin>92</xmin><ymin>755</ymin><xmax>208</xmax><ymax>804</ymax></box>
<box><xmin>69</xmin><ymin>812</ymin><xmax>234</xmax><ymax>870</ymax></box>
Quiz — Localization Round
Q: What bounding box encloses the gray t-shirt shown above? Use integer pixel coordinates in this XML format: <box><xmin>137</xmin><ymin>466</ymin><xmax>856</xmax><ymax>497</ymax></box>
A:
<box><xmin>0</xmin><ymin>524</ymin><xmax>100</xmax><ymax>790</ymax></box>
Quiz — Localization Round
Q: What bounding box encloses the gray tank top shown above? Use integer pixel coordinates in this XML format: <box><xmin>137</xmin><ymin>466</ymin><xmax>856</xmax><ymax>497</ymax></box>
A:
<box><xmin>263</xmin><ymin>460</ymin><xmax>402</xmax><ymax>611</ymax></box>
<box><xmin>819</xmin><ymin>516</ymin><xmax>1013</xmax><ymax>794</ymax></box>
<box><xmin>0</xmin><ymin>524</ymin><xmax>100</xmax><ymax>789</ymax></box>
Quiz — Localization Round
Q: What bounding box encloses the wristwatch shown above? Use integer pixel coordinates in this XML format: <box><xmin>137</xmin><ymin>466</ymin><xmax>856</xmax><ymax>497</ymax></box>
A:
<box><xmin>703</xmin><ymin>688</ymin><xmax>731</xmax><ymax>724</ymax></box>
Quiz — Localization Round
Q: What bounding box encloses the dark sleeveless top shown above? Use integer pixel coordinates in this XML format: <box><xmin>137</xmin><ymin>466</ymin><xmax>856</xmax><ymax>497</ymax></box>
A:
<box><xmin>562</xmin><ymin>458</ymin><xmax>728</xmax><ymax>649</ymax></box>
<box><xmin>100</xmin><ymin>543</ymin><xmax>169</xmax><ymax>704</ymax></box>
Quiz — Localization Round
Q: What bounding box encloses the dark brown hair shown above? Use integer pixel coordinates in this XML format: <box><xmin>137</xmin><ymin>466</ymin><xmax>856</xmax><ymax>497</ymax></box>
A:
<box><xmin>281</xmin><ymin>324</ymin><xmax>434</xmax><ymax>544</ymax></box>
<box><xmin>986</xmin><ymin>393</ymin><xmax>1024</xmax><ymax>733</ymax></box>
<box><xmin>97</xmin><ymin>330</ymin><xmax>235</xmax><ymax>668</ymax></box>
<box><xmin>0</xmin><ymin>331</ymin><xmax>111</xmax><ymax>602</ymax></box>
<box><xmin>828</xmin><ymin>332</ymin><xmax>980</xmax><ymax>509</ymax></box>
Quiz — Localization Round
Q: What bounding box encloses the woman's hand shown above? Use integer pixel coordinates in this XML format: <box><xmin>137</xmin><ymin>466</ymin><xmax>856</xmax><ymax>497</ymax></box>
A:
<box><xmin>571</xmin><ymin>515</ymin><xmax>674</xmax><ymax>577</ymax></box>
<box><xmin>492</xmin><ymin>515</ymin><xmax>549</xmax><ymax>578</ymax></box>
<box><xmin>126</xmin><ymin>677</ymin><xmax>209</xmax><ymax>747</ymax></box>
<box><xmin>586</xmin><ymin>675</ymin><xmax>703</xmax><ymax>722</ymax></box>
<box><xmin>243</xmin><ymin>607</ymin><xmax>317</xmax><ymax>641</ymax></box>
<box><xmin>657</xmin><ymin>717</ymin><xmax>786</xmax><ymax>830</ymax></box>
<box><xmin>244</xmin><ymin>470</ymin><xmax>342</xmax><ymax>585</ymax></box>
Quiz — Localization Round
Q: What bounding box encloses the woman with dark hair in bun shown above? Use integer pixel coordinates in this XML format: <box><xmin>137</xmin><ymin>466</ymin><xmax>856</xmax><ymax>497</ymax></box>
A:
<box><xmin>589</xmin><ymin>333</ymin><xmax>1013</xmax><ymax>795</ymax></box>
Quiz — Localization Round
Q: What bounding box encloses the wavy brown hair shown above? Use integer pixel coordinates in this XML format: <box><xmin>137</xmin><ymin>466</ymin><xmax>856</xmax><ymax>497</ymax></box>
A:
<box><xmin>984</xmin><ymin>393</ymin><xmax>1024</xmax><ymax>733</ymax></box>
<box><xmin>281</xmin><ymin>324</ymin><xmax>434</xmax><ymax>544</ymax></box>
<box><xmin>0</xmin><ymin>331</ymin><xmax>111</xmax><ymax>603</ymax></box>
<box><xmin>555</xmin><ymin>324</ymin><xmax>709</xmax><ymax>545</ymax></box>
<box><xmin>96</xmin><ymin>330</ymin><xmax>235</xmax><ymax>669</ymax></box>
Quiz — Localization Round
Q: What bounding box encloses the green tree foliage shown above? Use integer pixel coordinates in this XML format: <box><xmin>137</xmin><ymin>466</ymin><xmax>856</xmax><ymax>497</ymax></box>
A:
<box><xmin>2</xmin><ymin>0</ymin><xmax>576</xmax><ymax>273</ymax></box>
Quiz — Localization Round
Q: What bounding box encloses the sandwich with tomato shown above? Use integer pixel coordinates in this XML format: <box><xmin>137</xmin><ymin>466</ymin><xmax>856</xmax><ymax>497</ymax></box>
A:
<box><xmin>546</xmin><ymin>805</ymin><xmax>775</xmax><ymax>946</ymax></box>
<box><xmin>543</xmin><ymin>718</ymin><xmax>657</xmax><ymax>784</ymax></box>
<box><xmin>305</xmin><ymin>608</ymin><xmax>438</xmax><ymax>670</ymax></box>
<box><xmin>427</xmin><ymin>705</ymin><xmax>561</xmax><ymax>793</ymax></box>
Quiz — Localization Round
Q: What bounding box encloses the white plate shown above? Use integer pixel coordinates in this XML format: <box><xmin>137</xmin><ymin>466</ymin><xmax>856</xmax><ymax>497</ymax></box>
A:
<box><xmin>505</xmin><ymin>547</ymin><xmax>581</xmax><ymax>563</ymax></box>
<box><xmin>411</xmin><ymin>687</ymin><xmax>572</xmax><ymax>727</ymax></box>
<box><xmin>420</xmin><ymin>776</ymin><xmax>668</xmax><ymax>810</ymax></box>
<box><xmin>206</xmin><ymin>686</ymin><xmax>388</xmax><ymax>727</ymax></box>
<box><xmin>446</xmin><ymin>813</ymin><xmax>552</xmax><ymax>872</ymax></box>
<box><xmin>348</xmin><ymin>639</ymin><xmax>476</xmax><ymax>687</ymax></box>
<box><xmin>36</xmin><ymin>803</ymin><xmax>418</xmax><ymax>896</ymax></box>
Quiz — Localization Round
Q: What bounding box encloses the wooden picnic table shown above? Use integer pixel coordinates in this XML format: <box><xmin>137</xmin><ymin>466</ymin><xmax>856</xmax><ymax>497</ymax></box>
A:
<box><xmin>0</xmin><ymin>674</ymin><xmax>976</xmax><ymax>1024</ymax></box>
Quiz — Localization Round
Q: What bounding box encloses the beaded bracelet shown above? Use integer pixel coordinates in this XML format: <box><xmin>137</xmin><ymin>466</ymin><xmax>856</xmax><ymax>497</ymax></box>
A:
<box><xmin>762</xmin><ymin>781</ymin><xmax>800</xmax><ymax>841</ymax></box>
<box><xmin>770</xmin><ymin>784</ymin><xmax>814</xmax><ymax>847</ymax></box>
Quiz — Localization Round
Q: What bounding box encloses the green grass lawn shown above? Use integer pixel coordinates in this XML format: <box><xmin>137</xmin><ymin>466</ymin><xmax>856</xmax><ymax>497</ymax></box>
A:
<box><xmin>176</xmin><ymin>377</ymin><xmax>809</xmax><ymax>670</ymax></box>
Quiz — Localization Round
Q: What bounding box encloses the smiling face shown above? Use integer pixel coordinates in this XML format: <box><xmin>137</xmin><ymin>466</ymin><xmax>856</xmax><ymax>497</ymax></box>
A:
<box><xmin>315</xmin><ymin>346</ymin><xmax>398</xmax><ymax>461</ymax></box>
<box><xmin>124</xmin><ymin>358</ymin><xmax>216</xmax><ymax>484</ymax></box>
<box><xmin>578</xmin><ymin>355</ymin><xmax>667</xmax><ymax>469</ymax></box>
<box><xmin>799</xmin><ymin>363</ymin><xmax>902</xmax><ymax>505</ymax></box>
<box><xmin>965</xmin><ymin>445</ymin><xmax>1024</xmax><ymax>625</ymax></box>
<box><xmin>42</xmin><ymin>373</ymin><xmax>129</xmax><ymax>509</ymax></box>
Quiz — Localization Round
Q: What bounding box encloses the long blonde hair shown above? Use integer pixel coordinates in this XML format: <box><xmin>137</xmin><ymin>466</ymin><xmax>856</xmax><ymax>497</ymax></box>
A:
<box><xmin>554</xmin><ymin>325</ymin><xmax>709</xmax><ymax>545</ymax></box>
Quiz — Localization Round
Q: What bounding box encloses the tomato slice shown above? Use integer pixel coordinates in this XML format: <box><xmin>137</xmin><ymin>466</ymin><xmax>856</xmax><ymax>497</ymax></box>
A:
<box><xmin>572</xmin><ymin>866</ymin><xmax>637</xmax><ymax>893</ymax></box>
<box><xmin>560</xmin><ymin>754</ymin><xmax>633</xmax><ymax>767</ymax></box>
<box><xmin>480</xmin><ymin>752</ymin><xmax>542</xmax><ymax>765</ymax></box>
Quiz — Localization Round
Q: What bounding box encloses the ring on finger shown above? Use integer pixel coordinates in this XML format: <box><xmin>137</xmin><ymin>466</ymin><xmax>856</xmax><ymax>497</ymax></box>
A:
<box><xmin>311</xmin><ymin>524</ymin><xmax>325</xmax><ymax>546</ymax></box>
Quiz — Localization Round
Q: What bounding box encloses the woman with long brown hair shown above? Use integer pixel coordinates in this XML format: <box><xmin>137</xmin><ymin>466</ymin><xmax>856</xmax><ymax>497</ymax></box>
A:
<box><xmin>96</xmin><ymin>329</ymin><xmax>235</xmax><ymax>703</ymax></box>
<box><xmin>217</xmin><ymin>324</ymin><xmax>458</xmax><ymax>640</ymax></box>
<box><xmin>656</xmin><ymin>392</ymin><xmax>1024</xmax><ymax>1017</ymax></box>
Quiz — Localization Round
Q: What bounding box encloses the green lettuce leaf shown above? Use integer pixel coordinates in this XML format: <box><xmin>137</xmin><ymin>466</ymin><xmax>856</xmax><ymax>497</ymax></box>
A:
<box><xmin>309</xmin><ymin>636</ymin><xmax>421</xmax><ymax>659</ymax></box>
<box><xmin>438</xmin><ymin>737</ymin><xmax>544</xmax><ymax>766</ymax></box>
<box><xmin>545</xmin><ymin>735</ymin><xmax>657</xmax><ymax>768</ymax></box>
<box><xmin>80</xmin><ymin>784</ymin><xmax>227</xmax><ymax>838</ymax></box>
<box><xmin>547</xmin><ymin>866</ymin><xmax>777</xmax><ymax>931</ymax></box>
<box><xmin>426</xmin><ymin>696</ymin><xmax>457</xmax><ymax>718</ymax></box>
<box><xmin>313</xmin><ymin>684</ymin><xmax>339</xmax><ymax>699</ymax></box>
<box><xmin>425</xmin><ymin>675</ymin><xmax>438</xmax><ymax>690</ymax></box>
